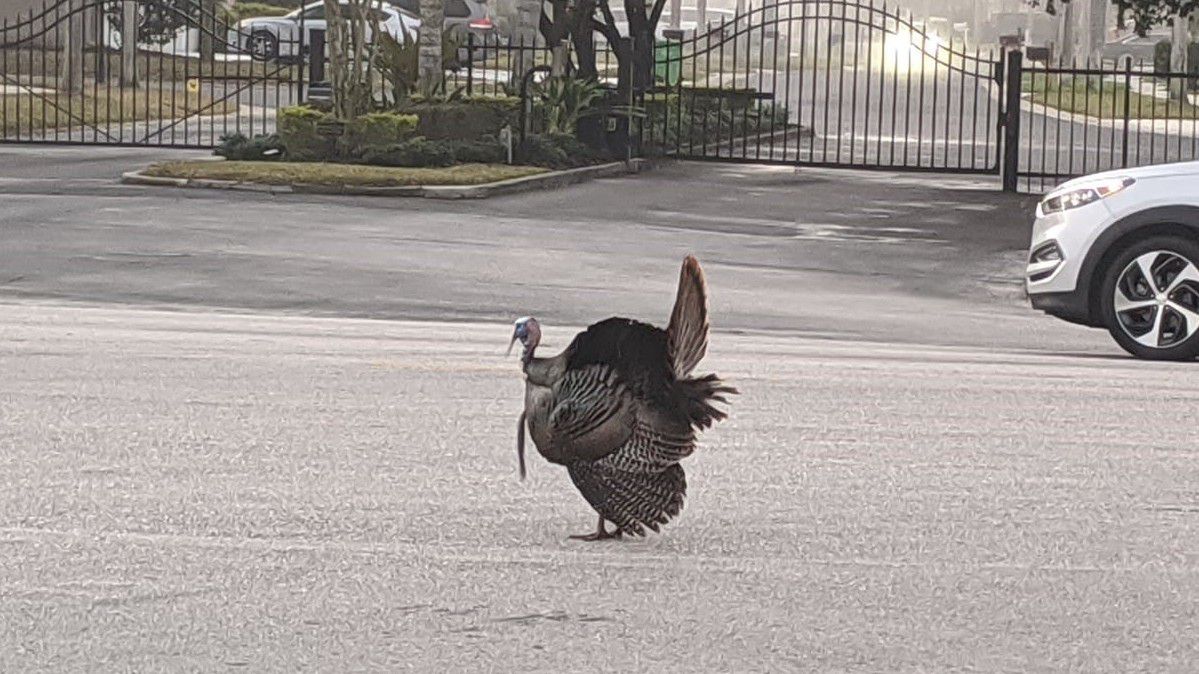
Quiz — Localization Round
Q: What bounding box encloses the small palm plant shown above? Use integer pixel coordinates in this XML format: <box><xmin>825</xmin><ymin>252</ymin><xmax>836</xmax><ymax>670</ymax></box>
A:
<box><xmin>376</xmin><ymin>29</ymin><xmax>463</xmax><ymax>107</ymax></box>
<box><xmin>536</xmin><ymin>76</ymin><xmax>605</xmax><ymax>135</ymax></box>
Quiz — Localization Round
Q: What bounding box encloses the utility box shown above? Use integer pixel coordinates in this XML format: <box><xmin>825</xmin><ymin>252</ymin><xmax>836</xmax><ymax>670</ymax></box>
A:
<box><xmin>655</xmin><ymin>39</ymin><xmax>682</xmax><ymax>87</ymax></box>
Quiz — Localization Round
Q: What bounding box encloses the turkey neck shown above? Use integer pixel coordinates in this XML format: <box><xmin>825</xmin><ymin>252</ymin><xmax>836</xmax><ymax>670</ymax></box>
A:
<box><xmin>523</xmin><ymin>353</ymin><xmax>566</xmax><ymax>388</ymax></box>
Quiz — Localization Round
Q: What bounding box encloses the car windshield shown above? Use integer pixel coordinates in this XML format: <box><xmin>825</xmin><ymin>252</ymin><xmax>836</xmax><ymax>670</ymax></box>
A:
<box><xmin>445</xmin><ymin>0</ymin><xmax>472</xmax><ymax>18</ymax></box>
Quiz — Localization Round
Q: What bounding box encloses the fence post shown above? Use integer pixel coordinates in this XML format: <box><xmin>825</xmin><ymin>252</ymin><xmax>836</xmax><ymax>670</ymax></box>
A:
<box><xmin>1002</xmin><ymin>49</ymin><xmax>1023</xmax><ymax>193</ymax></box>
<box><xmin>1121</xmin><ymin>56</ymin><xmax>1132</xmax><ymax>168</ymax></box>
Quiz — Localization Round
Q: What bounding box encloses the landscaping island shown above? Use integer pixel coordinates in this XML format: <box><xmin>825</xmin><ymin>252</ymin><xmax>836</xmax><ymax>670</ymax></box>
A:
<box><xmin>143</xmin><ymin>160</ymin><xmax>547</xmax><ymax>187</ymax></box>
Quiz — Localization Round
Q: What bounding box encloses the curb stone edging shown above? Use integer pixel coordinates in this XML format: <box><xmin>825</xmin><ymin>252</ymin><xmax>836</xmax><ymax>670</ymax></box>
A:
<box><xmin>120</xmin><ymin>159</ymin><xmax>649</xmax><ymax>199</ymax></box>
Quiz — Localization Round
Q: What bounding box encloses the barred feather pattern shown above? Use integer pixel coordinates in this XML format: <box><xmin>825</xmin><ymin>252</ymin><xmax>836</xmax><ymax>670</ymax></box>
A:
<box><xmin>550</xmin><ymin>366</ymin><xmax>627</xmax><ymax>439</ymax></box>
<box><xmin>568</xmin><ymin>462</ymin><xmax>687</xmax><ymax>537</ymax></box>
<box><xmin>603</xmin><ymin>420</ymin><xmax>696</xmax><ymax>473</ymax></box>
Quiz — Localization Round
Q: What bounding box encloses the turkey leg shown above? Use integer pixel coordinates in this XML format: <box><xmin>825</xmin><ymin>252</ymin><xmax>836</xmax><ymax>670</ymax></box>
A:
<box><xmin>569</xmin><ymin>516</ymin><xmax>621</xmax><ymax>542</ymax></box>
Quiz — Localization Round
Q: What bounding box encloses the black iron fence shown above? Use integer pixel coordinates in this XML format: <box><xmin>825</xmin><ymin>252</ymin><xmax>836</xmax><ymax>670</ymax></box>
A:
<box><xmin>643</xmin><ymin>0</ymin><xmax>1006</xmax><ymax>174</ymax></box>
<box><xmin>0</xmin><ymin>0</ymin><xmax>303</xmax><ymax>146</ymax></box>
<box><xmin>1011</xmin><ymin>52</ymin><xmax>1199</xmax><ymax>193</ymax></box>
<box><xmin>5</xmin><ymin>0</ymin><xmax>1199</xmax><ymax>194</ymax></box>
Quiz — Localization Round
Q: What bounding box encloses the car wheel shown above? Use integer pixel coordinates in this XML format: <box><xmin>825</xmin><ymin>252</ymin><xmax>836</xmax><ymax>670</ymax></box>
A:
<box><xmin>1100</xmin><ymin>235</ymin><xmax>1199</xmax><ymax>360</ymax></box>
<box><xmin>249</xmin><ymin>30</ymin><xmax>279</xmax><ymax>60</ymax></box>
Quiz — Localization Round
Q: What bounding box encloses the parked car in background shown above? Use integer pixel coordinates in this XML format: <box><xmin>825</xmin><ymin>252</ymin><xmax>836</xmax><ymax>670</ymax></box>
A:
<box><xmin>236</xmin><ymin>0</ymin><xmax>419</xmax><ymax>61</ymax></box>
<box><xmin>1101</xmin><ymin>29</ymin><xmax>1170</xmax><ymax>66</ymax></box>
<box><xmin>1026</xmin><ymin>160</ymin><xmax>1199</xmax><ymax>360</ymax></box>
<box><xmin>393</xmin><ymin>0</ymin><xmax>498</xmax><ymax>45</ymax></box>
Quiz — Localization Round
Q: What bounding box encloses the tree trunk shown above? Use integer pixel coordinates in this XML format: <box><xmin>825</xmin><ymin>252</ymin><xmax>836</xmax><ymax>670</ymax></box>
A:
<box><xmin>199</xmin><ymin>0</ymin><xmax>216</xmax><ymax>62</ymax></box>
<box><xmin>59</xmin><ymin>0</ymin><xmax>85</xmax><ymax>93</ymax></box>
<box><xmin>418</xmin><ymin>0</ymin><xmax>444</xmax><ymax>95</ymax></box>
<box><xmin>1056</xmin><ymin>1</ymin><xmax>1076</xmax><ymax>65</ymax></box>
<box><xmin>1171</xmin><ymin>13</ymin><xmax>1188</xmax><ymax>99</ymax></box>
<box><xmin>1085</xmin><ymin>0</ymin><xmax>1106</xmax><ymax>64</ymax></box>
<box><xmin>511</xmin><ymin>0</ymin><xmax>539</xmax><ymax>82</ymax></box>
<box><xmin>324</xmin><ymin>0</ymin><xmax>350</xmax><ymax>116</ymax></box>
<box><xmin>570</xmin><ymin>0</ymin><xmax>597</xmax><ymax>80</ymax></box>
<box><xmin>121</xmin><ymin>0</ymin><xmax>138</xmax><ymax>86</ymax></box>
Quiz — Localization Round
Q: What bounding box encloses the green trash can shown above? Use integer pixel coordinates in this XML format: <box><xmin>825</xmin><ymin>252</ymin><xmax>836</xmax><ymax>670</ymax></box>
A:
<box><xmin>655</xmin><ymin>39</ymin><xmax>682</xmax><ymax>87</ymax></box>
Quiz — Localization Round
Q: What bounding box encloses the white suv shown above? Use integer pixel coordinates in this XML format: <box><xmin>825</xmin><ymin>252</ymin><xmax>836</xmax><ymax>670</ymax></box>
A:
<box><xmin>1026</xmin><ymin>160</ymin><xmax>1199</xmax><ymax>360</ymax></box>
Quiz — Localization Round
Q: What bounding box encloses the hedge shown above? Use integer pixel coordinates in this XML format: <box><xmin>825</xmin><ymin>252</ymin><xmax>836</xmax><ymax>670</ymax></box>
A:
<box><xmin>338</xmin><ymin>112</ymin><xmax>419</xmax><ymax>160</ymax></box>
<box><xmin>396</xmin><ymin>96</ymin><xmax>521</xmax><ymax>141</ymax></box>
<box><xmin>277</xmin><ymin>106</ymin><xmax>336</xmax><ymax>162</ymax></box>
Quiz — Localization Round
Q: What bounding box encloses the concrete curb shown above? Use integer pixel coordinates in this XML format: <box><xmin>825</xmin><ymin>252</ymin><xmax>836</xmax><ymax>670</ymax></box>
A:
<box><xmin>121</xmin><ymin>159</ymin><xmax>648</xmax><ymax>199</ymax></box>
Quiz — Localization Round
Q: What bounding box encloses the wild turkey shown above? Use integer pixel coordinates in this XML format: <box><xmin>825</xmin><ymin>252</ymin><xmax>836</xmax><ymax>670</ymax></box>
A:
<box><xmin>508</xmin><ymin>255</ymin><xmax>736</xmax><ymax>540</ymax></box>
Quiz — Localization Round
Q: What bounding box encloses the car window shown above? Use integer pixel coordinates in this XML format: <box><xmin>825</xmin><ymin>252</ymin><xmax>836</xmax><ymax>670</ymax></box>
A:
<box><xmin>445</xmin><ymin>0</ymin><xmax>471</xmax><ymax>18</ymax></box>
<box><xmin>302</xmin><ymin>4</ymin><xmax>324</xmax><ymax>19</ymax></box>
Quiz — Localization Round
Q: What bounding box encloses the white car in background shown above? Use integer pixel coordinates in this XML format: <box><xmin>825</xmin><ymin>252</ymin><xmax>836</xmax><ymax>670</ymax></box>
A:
<box><xmin>1026</xmin><ymin>160</ymin><xmax>1199</xmax><ymax>360</ymax></box>
<box><xmin>236</xmin><ymin>0</ymin><xmax>419</xmax><ymax>61</ymax></box>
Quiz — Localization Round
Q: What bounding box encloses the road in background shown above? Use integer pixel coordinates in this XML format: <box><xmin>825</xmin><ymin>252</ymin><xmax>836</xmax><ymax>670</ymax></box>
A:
<box><xmin>1</xmin><ymin>146</ymin><xmax>1087</xmax><ymax>353</ymax></box>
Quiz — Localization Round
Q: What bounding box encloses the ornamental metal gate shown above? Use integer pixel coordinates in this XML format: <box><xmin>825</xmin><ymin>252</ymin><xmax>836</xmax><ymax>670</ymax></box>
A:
<box><xmin>0</xmin><ymin>0</ymin><xmax>304</xmax><ymax>147</ymax></box>
<box><xmin>1012</xmin><ymin>53</ymin><xmax>1199</xmax><ymax>194</ymax></box>
<box><xmin>645</xmin><ymin>0</ymin><xmax>1007</xmax><ymax>174</ymax></box>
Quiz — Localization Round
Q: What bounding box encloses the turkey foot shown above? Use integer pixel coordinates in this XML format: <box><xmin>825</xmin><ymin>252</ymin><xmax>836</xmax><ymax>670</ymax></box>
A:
<box><xmin>568</xmin><ymin>516</ymin><xmax>621</xmax><ymax>542</ymax></box>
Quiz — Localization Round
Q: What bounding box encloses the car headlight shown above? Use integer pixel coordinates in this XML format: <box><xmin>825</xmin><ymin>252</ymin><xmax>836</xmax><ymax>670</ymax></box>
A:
<box><xmin>1040</xmin><ymin>177</ymin><xmax>1135</xmax><ymax>215</ymax></box>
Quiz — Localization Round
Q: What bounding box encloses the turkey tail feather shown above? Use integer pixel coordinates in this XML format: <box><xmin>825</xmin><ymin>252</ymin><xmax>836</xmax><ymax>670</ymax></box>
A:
<box><xmin>568</xmin><ymin>462</ymin><xmax>687</xmax><ymax>537</ymax></box>
<box><xmin>666</xmin><ymin>255</ymin><xmax>710</xmax><ymax>378</ymax></box>
<box><xmin>675</xmin><ymin>373</ymin><xmax>738</xmax><ymax>430</ymax></box>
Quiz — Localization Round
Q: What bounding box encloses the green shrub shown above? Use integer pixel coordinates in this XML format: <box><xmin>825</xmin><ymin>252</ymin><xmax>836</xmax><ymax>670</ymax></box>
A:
<box><xmin>533</xmin><ymin>76</ymin><xmax>604</xmax><ymax>135</ymax></box>
<box><xmin>517</xmin><ymin>133</ymin><xmax>608</xmax><ymax>169</ymax></box>
<box><xmin>277</xmin><ymin>106</ymin><xmax>338</xmax><ymax>161</ymax></box>
<box><xmin>395</xmin><ymin>96</ymin><xmax>520</xmax><ymax>141</ymax></box>
<box><xmin>451</xmin><ymin>135</ymin><xmax>507</xmax><ymax>163</ymax></box>
<box><xmin>338</xmin><ymin>112</ymin><xmax>419</xmax><ymax>161</ymax></box>
<box><xmin>642</xmin><ymin>92</ymin><xmax>788</xmax><ymax>156</ymax></box>
<box><xmin>362</xmin><ymin>137</ymin><xmax>456</xmax><ymax>167</ymax></box>
<box><xmin>225</xmin><ymin>2</ymin><xmax>291</xmax><ymax>21</ymax></box>
<box><xmin>215</xmin><ymin>133</ymin><xmax>285</xmax><ymax>161</ymax></box>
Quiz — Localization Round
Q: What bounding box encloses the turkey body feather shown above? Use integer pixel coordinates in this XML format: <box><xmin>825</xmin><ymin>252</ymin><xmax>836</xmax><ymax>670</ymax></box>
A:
<box><xmin>515</xmin><ymin>256</ymin><xmax>736</xmax><ymax>538</ymax></box>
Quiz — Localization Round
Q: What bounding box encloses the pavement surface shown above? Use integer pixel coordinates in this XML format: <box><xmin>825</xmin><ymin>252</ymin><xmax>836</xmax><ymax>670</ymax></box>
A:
<box><xmin>2</xmin><ymin>146</ymin><xmax>1070</xmax><ymax>352</ymax></box>
<box><xmin>2</xmin><ymin>146</ymin><xmax>1194</xmax><ymax>671</ymax></box>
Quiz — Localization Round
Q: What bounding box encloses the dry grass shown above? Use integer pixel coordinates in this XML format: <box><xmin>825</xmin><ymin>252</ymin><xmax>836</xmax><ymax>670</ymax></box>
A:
<box><xmin>1</xmin><ymin>85</ymin><xmax>237</xmax><ymax>134</ymax></box>
<box><xmin>144</xmin><ymin>160</ymin><xmax>549</xmax><ymax>187</ymax></box>
<box><xmin>1</xmin><ymin>47</ymin><xmax>301</xmax><ymax>82</ymax></box>
<box><xmin>1025</xmin><ymin>73</ymin><xmax>1199</xmax><ymax>121</ymax></box>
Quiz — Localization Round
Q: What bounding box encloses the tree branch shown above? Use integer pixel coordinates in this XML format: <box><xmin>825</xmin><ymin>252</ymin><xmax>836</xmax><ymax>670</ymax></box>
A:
<box><xmin>598</xmin><ymin>0</ymin><xmax>619</xmax><ymax>33</ymax></box>
<box><xmin>592</xmin><ymin>17</ymin><xmax>621</xmax><ymax>44</ymax></box>
<box><xmin>648</xmin><ymin>0</ymin><xmax>669</xmax><ymax>32</ymax></box>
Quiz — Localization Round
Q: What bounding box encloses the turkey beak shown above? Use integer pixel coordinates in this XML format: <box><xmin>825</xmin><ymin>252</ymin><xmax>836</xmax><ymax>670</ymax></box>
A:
<box><xmin>506</xmin><ymin>332</ymin><xmax>519</xmax><ymax>357</ymax></box>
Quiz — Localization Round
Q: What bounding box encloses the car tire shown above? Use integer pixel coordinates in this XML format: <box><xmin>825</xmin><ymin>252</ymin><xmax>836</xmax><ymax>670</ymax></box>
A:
<box><xmin>1099</xmin><ymin>234</ymin><xmax>1199</xmax><ymax>361</ymax></box>
<box><xmin>249</xmin><ymin>30</ymin><xmax>279</xmax><ymax>60</ymax></box>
